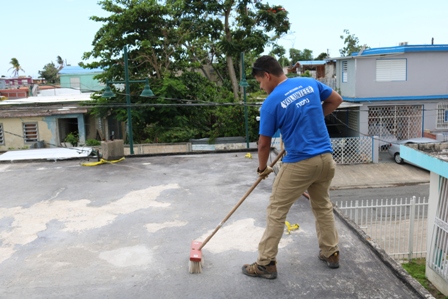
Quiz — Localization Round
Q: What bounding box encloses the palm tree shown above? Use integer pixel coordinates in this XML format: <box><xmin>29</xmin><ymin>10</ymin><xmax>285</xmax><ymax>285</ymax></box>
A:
<box><xmin>56</xmin><ymin>55</ymin><xmax>64</xmax><ymax>70</ymax></box>
<box><xmin>8</xmin><ymin>58</ymin><xmax>25</xmax><ymax>77</ymax></box>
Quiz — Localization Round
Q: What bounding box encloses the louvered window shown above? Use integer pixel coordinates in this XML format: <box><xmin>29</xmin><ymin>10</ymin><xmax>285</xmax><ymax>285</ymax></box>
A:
<box><xmin>342</xmin><ymin>61</ymin><xmax>348</xmax><ymax>83</ymax></box>
<box><xmin>376</xmin><ymin>59</ymin><xmax>407</xmax><ymax>81</ymax></box>
<box><xmin>23</xmin><ymin>122</ymin><xmax>38</xmax><ymax>143</ymax></box>
<box><xmin>0</xmin><ymin>123</ymin><xmax>4</xmax><ymax>145</ymax></box>
<box><xmin>437</xmin><ymin>103</ymin><xmax>448</xmax><ymax>129</ymax></box>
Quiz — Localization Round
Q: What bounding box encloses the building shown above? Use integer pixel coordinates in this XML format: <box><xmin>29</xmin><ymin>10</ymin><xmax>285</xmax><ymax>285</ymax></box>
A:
<box><xmin>401</xmin><ymin>141</ymin><xmax>448</xmax><ymax>296</ymax></box>
<box><xmin>0</xmin><ymin>76</ymin><xmax>35</xmax><ymax>99</ymax></box>
<box><xmin>0</xmin><ymin>92</ymin><xmax>96</xmax><ymax>151</ymax></box>
<box><xmin>0</xmin><ymin>76</ymin><xmax>33</xmax><ymax>88</ymax></box>
<box><xmin>331</xmin><ymin>44</ymin><xmax>448</xmax><ymax>149</ymax></box>
<box><xmin>59</xmin><ymin>66</ymin><xmax>104</xmax><ymax>92</ymax></box>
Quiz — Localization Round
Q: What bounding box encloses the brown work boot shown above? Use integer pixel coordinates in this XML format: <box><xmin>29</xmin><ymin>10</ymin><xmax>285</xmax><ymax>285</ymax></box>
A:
<box><xmin>319</xmin><ymin>251</ymin><xmax>340</xmax><ymax>269</ymax></box>
<box><xmin>242</xmin><ymin>261</ymin><xmax>277</xmax><ymax>279</ymax></box>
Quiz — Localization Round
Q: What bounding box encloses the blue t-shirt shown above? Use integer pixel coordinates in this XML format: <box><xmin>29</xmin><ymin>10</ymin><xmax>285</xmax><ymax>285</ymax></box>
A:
<box><xmin>259</xmin><ymin>77</ymin><xmax>333</xmax><ymax>163</ymax></box>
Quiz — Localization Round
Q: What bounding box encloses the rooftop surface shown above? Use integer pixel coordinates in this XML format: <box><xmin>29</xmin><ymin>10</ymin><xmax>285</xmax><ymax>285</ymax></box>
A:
<box><xmin>0</xmin><ymin>92</ymin><xmax>92</xmax><ymax>105</ymax></box>
<box><xmin>0</xmin><ymin>152</ymin><xmax>430</xmax><ymax>298</ymax></box>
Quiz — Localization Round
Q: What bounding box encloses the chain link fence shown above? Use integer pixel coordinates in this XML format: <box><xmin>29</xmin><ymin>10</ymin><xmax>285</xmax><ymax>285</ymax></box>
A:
<box><xmin>331</xmin><ymin>136</ymin><xmax>373</xmax><ymax>164</ymax></box>
<box><xmin>368</xmin><ymin>105</ymin><xmax>423</xmax><ymax>152</ymax></box>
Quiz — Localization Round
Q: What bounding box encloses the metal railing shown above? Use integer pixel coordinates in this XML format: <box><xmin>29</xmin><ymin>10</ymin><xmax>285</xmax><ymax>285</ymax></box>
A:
<box><xmin>335</xmin><ymin>196</ymin><xmax>428</xmax><ymax>261</ymax></box>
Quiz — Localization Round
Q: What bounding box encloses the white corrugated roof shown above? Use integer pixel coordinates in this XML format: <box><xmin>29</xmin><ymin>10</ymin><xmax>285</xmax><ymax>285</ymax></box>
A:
<box><xmin>0</xmin><ymin>93</ymin><xmax>93</xmax><ymax>105</ymax></box>
<box><xmin>0</xmin><ymin>147</ymin><xmax>93</xmax><ymax>162</ymax></box>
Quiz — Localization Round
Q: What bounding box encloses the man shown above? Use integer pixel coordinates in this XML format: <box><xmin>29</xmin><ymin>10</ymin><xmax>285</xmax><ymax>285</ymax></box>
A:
<box><xmin>242</xmin><ymin>55</ymin><xmax>343</xmax><ymax>279</ymax></box>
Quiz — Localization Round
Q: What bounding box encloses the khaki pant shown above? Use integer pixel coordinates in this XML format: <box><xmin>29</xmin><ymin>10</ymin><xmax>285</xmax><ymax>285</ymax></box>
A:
<box><xmin>257</xmin><ymin>153</ymin><xmax>339</xmax><ymax>265</ymax></box>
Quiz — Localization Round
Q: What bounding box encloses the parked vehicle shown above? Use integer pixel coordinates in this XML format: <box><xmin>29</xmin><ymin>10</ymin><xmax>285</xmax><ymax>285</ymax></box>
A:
<box><xmin>388</xmin><ymin>137</ymin><xmax>439</xmax><ymax>165</ymax></box>
<box><xmin>368</xmin><ymin>125</ymin><xmax>397</xmax><ymax>150</ymax></box>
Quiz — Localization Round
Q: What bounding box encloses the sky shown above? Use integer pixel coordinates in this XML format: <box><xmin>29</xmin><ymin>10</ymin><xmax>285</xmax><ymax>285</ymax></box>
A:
<box><xmin>1</xmin><ymin>0</ymin><xmax>448</xmax><ymax>78</ymax></box>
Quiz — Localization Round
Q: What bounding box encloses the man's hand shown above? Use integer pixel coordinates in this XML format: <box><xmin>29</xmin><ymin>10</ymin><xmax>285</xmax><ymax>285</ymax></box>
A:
<box><xmin>257</xmin><ymin>166</ymin><xmax>273</xmax><ymax>180</ymax></box>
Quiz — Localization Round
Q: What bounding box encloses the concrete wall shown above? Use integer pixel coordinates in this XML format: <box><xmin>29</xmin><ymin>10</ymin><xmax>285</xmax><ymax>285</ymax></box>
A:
<box><xmin>122</xmin><ymin>142</ymin><xmax>256</xmax><ymax>155</ymax></box>
<box><xmin>101</xmin><ymin>140</ymin><xmax>124</xmax><ymax>160</ymax></box>
<box><xmin>124</xmin><ymin>143</ymin><xmax>192</xmax><ymax>155</ymax></box>
<box><xmin>426</xmin><ymin>172</ymin><xmax>448</xmax><ymax>296</ymax></box>
<box><xmin>0</xmin><ymin>89</ymin><xmax>28</xmax><ymax>99</ymax></box>
<box><xmin>336</xmin><ymin>59</ymin><xmax>357</xmax><ymax>97</ymax></box>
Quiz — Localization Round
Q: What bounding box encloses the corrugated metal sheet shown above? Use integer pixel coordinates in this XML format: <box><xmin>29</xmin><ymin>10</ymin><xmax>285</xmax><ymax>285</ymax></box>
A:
<box><xmin>298</xmin><ymin>60</ymin><xmax>326</xmax><ymax>65</ymax></box>
<box><xmin>0</xmin><ymin>147</ymin><xmax>92</xmax><ymax>161</ymax></box>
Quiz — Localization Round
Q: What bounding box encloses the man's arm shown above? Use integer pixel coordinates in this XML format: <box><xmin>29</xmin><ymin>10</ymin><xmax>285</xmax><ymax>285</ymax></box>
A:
<box><xmin>257</xmin><ymin>134</ymin><xmax>272</xmax><ymax>171</ymax></box>
<box><xmin>322</xmin><ymin>90</ymin><xmax>343</xmax><ymax>116</ymax></box>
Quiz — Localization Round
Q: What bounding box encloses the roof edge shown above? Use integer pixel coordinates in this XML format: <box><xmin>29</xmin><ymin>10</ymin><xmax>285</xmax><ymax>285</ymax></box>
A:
<box><xmin>331</xmin><ymin>44</ymin><xmax>448</xmax><ymax>60</ymax></box>
<box><xmin>343</xmin><ymin>94</ymin><xmax>448</xmax><ymax>102</ymax></box>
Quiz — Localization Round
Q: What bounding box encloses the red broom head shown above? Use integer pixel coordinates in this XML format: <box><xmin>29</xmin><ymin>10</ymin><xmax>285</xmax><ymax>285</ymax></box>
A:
<box><xmin>190</xmin><ymin>240</ymin><xmax>203</xmax><ymax>262</ymax></box>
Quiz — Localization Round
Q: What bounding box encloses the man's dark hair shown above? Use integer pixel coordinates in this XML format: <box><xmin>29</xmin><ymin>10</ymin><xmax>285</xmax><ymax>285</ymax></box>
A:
<box><xmin>252</xmin><ymin>55</ymin><xmax>284</xmax><ymax>77</ymax></box>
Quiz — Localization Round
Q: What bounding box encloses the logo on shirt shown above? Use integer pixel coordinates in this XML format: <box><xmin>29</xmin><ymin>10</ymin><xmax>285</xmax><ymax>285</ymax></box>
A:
<box><xmin>280</xmin><ymin>86</ymin><xmax>314</xmax><ymax>108</ymax></box>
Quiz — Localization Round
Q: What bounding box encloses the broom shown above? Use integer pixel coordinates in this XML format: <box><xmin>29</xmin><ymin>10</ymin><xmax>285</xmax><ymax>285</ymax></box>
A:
<box><xmin>189</xmin><ymin>149</ymin><xmax>285</xmax><ymax>274</ymax></box>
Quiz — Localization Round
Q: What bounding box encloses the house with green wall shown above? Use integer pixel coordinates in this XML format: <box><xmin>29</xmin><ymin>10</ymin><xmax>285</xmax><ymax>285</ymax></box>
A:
<box><xmin>59</xmin><ymin>66</ymin><xmax>104</xmax><ymax>92</ymax></box>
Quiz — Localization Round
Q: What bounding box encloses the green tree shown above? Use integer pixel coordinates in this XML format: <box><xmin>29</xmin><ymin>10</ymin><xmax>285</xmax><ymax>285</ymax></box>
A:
<box><xmin>269</xmin><ymin>44</ymin><xmax>288</xmax><ymax>67</ymax></box>
<box><xmin>315</xmin><ymin>52</ymin><xmax>328</xmax><ymax>60</ymax></box>
<box><xmin>289</xmin><ymin>48</ymin><xmax>313</xmax><ymax>65</ymax></box>
<box><xmin>339</xmin><ymin>29</ymin><xmax>368</xmax><ymax>56</ymax></box>
<box><xmin>38</xmin><ymin>62</ymin><xmax>59</xmax><ymax>83</ymax></box>
<box><xmin>8</xmin><ymin>58</ymin><xmax>25</xmax><ymax>77</ymax></box>
<box><xmin>180</xmin><ymin>1</ymin><xmax>291</xmax><ymax>99</ymax></box>
<box><xmin>81</xmin><ymin>0</ymin><xmax>289</xmax><ymax>143</ymax></box>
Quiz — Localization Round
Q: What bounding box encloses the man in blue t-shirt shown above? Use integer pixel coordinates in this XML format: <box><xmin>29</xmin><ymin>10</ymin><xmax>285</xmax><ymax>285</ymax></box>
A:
<box><xmin>242</xmin><ymin>55</ymin><xmax>343</xmax><ymax>280</ymax></box>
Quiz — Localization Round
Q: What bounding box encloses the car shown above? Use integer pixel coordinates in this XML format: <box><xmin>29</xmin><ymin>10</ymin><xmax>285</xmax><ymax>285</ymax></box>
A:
<box><xmin>369</xmin><ymin>125</ymin><xmax>397</xmax><ymax>150</ymax></box>
<box><xmin>387</xmin><ymin>137</ymin><xmax>440</xmax><ymax>165</ymax></box>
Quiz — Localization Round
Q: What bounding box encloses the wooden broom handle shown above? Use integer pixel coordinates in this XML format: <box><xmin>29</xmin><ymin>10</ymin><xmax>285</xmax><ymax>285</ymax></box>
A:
<box><xmin>199</xmin><ymin>149</ymin><xmax>285</xmax><ymax>250</ymax></box>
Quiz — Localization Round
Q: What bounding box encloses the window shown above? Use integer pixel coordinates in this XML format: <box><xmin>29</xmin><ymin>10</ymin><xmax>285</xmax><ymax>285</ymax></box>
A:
<box><xmin>342</xmin><ymin>61</ymin><xmax>348</xmax><ymax>83</ymax></box>
<box><xmin>376</xmin><ymin>59</ymin><xmax>407</xmax><ymax>81</ymax></box>
<box><xmin>23</xmin><ymin>122</ymin><xmax>38</xmax><ymax>143</ymax></box>
<box><xmin>0</xmin><ymin>123</ymin><xmax>4</xmax><ymax>145</ymax></box>
<box><xmin>437</xmin><ymin>103</ymin><xmax>448</xmax><ymax>129</ymax></box>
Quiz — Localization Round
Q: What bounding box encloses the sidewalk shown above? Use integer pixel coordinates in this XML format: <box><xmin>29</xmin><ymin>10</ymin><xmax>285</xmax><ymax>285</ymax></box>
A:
<box><xmin>331</xmin><ymin>162</ymin><xmax>430</xmax><ymax>189</ymax></box>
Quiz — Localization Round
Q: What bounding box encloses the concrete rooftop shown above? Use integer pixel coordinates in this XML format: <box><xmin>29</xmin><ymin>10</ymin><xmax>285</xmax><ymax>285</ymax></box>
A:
<box><xmin>0</xmin><ymin>151</ymin><xmax>431</xmax><ymax>298</ymax></box>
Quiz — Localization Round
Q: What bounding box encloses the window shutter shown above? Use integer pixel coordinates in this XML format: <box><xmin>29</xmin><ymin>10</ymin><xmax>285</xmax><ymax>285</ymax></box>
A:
<box><xmin>376</xmin><ymin>59</ymin><xmax>406</xmax><ymax>81</ymax></box>
<box><xmin>342</xmin><ymin>61</ymin><xmax>348</xmax><ymax>83</ymax></box>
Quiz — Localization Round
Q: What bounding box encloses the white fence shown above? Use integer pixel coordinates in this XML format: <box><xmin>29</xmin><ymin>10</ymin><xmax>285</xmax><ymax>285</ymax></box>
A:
<box><xmin>335</xmin><ymin>196</ymin><xmax>428</xmax><ymax>261</ymax></box>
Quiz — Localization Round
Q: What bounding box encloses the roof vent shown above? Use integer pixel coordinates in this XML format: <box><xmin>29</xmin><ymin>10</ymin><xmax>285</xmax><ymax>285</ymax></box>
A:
<box><xmin>399</xmin><ymin>42</ymin><xmax>408</xmax><ymax>46</ymax></box>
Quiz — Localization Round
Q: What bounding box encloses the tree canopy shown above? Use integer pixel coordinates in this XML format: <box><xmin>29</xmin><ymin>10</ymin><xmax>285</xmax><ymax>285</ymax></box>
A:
<box><xmin>8</xmin><ymin>58</ymin><xmax>25</xmax><ymax>77</ymax></box>
<box><xmin>83</xmin><ymin>0</ymin><xmax>290</xmax><ymax>98</ymax></box>
<box><xmin>81</xmin><ymin>0</ymin><xmax>291</xmax><ymax>144</ymax></box>
<box><xmin>289</xmin><ymin>48</ymin><xmax>313</xmax><ymax>64</ymax></box>
<box><xmin>339</xmin><ymin>29</ymin><xmax>368</xmax><ymax>56</ymax></box>
<box><xmin>38</xmin><ymin>62</ymin><xmax>59</xmax><ymax>83</ymax></box>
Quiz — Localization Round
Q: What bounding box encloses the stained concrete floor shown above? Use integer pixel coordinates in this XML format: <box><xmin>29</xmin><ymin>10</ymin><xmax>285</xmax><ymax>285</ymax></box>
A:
<box><xmin>0</xmin><ymin>152</ymin><xmax>426</xmax><ymax>298</ymax></box>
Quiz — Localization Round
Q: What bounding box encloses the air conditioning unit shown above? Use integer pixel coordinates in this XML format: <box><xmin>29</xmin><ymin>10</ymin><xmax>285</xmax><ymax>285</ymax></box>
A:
<box><xmin>399</xmin><ymin>42</ymin><xmax>408</xmax><ymax>46</ymax></box>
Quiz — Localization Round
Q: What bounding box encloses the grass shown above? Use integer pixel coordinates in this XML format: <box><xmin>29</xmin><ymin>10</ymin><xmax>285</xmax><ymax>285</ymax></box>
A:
<box><xmin>402</xmin><ymin>259</ymin><xmax>448</xmax><ymax>299</ymax></box>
